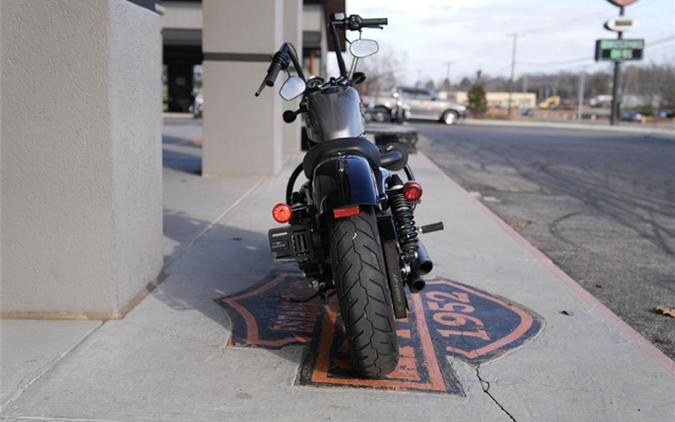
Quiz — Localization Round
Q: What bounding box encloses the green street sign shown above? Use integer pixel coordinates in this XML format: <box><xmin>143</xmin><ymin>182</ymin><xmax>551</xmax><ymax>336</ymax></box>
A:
<box><xmin>595</xmin><ymin>38</ymin><xmax>644</xmax><ymax>61</ymax></box>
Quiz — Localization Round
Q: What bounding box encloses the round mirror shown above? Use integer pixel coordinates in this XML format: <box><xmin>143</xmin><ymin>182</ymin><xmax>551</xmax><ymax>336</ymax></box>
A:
<box><xmin>279</xmin><ymin>76</ymin><xmax>306</xmax><ymax>101</ymax></box>
<box><xmin>350</xmin><ymin>39</ymin><xmax>379</xmax><ymax>58</ymax></box>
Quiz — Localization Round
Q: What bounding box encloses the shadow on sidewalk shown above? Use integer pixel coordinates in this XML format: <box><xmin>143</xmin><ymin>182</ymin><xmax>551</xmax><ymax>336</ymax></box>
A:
<box><xmin>156</xmin><ymin>208</ymin><xmax>303</xmax><ymax>366</ymax></box>
<box><xmin>162</xmin><ymin>134</ymin><xmax>202</xmax><ymax>175</ymax></box>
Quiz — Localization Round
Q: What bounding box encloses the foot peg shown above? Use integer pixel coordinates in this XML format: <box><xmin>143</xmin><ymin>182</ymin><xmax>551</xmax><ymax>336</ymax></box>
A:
<box><xmin>418</xmin><ymin>221</ymin><xmax>444</xmax><ymax>234</ymax></box>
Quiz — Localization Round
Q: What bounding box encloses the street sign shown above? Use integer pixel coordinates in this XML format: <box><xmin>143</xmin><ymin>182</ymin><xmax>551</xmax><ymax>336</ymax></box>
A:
<box><xmin>595</xmin><ymin>38</ymin><xmax>644</xmax><ymax>61</ymax></box>
<box><xmin>606</xmin><ymin>0</ymin><xmax>638</xmax><ymax>6</ymax></box>
<box><xmin>604</xmin><ymin>16</ymin><xmax>638</xmax><ymax>32</ymax></box>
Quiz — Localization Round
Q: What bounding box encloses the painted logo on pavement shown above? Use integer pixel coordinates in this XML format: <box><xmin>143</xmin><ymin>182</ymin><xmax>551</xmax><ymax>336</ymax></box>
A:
<box><xmin>217</xmin><ymin>272</ymin><xmax>543</xmax><ymax>394</ymax></box>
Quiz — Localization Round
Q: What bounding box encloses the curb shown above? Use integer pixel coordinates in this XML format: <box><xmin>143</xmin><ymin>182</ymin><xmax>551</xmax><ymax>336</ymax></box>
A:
<box><xmin>461</xmin><ymin>118</ymin><xmax>675</xmax><ymax>139</ymax></box>
<box><xmin>417</xmin><ymin>149</ymin><xmax>675</xmax><ymax>376</ymax></box>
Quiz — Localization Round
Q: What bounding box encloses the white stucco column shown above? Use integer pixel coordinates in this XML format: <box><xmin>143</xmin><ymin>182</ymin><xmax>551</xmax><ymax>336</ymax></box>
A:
<box><xmin>202</xmin><ymin>0</ymin><xmax>284</xmax><ymax>176</ymax></box>
<box><xmin>282</xmin><ymin>0</ymin><xmax>303</xmax><ymax>156</ymax></box>
<box><xmin>0</xmin><ymin>0</ymin><xmax>163</xmax><ymax>318</ymax></box>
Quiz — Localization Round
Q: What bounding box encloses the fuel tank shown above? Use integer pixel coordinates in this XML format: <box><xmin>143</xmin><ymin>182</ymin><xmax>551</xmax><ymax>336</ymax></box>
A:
<box><xmin>306</xmin><ymin>86</ymin><xmax>365</xmax><ymax>143</ymax></box>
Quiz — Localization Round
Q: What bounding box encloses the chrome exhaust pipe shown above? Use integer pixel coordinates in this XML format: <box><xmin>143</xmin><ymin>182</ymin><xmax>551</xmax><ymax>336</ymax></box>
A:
<box><xmin>405</xmin><ymin>269</ymin><xmax>426</xmax><ymax>293</ymax></box>
<box><xmin>414</xmin><ymin>241</ymin><xmax>433</xmax><ymax>276</ymax></box>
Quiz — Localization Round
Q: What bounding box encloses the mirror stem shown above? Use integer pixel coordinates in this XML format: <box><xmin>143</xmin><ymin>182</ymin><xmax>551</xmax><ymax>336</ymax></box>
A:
<box><xmin>348</xmin><ymin>57</ymin><xmax>359</xmax><ymax>80</ymax></box>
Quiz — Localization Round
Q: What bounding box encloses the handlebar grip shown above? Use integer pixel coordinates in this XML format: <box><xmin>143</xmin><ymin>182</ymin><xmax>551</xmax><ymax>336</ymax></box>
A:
<box><xmin>264</xmin><ymin>60</ymin><xmax>282</xmax><ymax>87</ymax></box>
<box><xmin>361</xmin><ymin>18</ymin><xmax>388</xmax><ymax>27</ymax></box>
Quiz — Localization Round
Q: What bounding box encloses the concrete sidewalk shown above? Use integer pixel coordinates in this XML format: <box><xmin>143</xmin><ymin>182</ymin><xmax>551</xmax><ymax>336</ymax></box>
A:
<box><xmin>1</xmin><ymin>129</ymin><xmax>673</xmax><ymax>421</ymax></box>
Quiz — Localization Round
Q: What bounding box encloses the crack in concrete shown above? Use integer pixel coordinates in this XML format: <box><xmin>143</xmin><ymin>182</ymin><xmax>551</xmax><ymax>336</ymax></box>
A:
<box><xmin>475</xmin><ymin>365</ymin><xmax>518</xmax><ymax>422</ymax></box>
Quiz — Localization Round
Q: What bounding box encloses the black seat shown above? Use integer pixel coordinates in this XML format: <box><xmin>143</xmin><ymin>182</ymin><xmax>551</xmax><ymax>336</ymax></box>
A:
<box><xmin>302</xmin><ymin>137</ymin><xmax>381</xmax><ymax>178</ymax></box>
<box><xmin>379</xmin><ymin>142</ymin><xmax>408</xmax><ymax>171</ymax></box>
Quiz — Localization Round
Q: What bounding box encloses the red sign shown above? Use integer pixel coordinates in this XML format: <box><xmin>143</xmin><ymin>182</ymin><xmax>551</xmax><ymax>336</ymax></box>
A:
<box><xmin>607</xmin><ymin>0</ymin><xmax>638</xmax><ymax>7</ymax></box>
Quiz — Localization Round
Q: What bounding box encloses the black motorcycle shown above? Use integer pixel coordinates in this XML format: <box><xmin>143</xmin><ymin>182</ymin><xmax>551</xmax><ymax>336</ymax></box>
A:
<box><xmin>255</xmin><ymin>13</ymin><xmax>442</xmax><ymax>378</ymax></box>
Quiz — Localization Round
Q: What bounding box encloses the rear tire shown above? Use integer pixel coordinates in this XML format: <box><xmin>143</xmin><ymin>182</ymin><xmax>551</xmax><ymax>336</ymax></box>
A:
<box><xmin>329</xmin><ymin>208</ymin><xmax>399</xmax><ymax>378</ymax></box>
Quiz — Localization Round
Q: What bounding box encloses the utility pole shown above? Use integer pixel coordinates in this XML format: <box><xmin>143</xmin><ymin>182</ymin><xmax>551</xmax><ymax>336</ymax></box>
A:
<box><xmin>445</xmin><ymin>61</ymin><xmax>453</xmax><ymax>83</ymax></box>
<box><xmin>609</xmin><ymin>6</ymin><xmax>625</xmax><ymax>126</ymax></box>
<box><xmin>577</xmin><ymin>72</ymin><xmax>586</xmax><ymax>121</ymax></box>
<box><xmin>507</xmin><ymin>33</ymin><xmax>522</xmax><ymax>119</ymax></box>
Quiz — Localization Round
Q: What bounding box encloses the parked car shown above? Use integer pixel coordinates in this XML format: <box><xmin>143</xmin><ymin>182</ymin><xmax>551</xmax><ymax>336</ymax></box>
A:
<box><xmin>656</xmin><ymin>109</ymin><xmax>674</xmax><ymax>119</ymax></box>
<box><xmin>621</xmin><ymin>111</ymin><xmax>646</xmax><ymax>123</ymax></box>
<box><xmin>367</xmin><ymin>87</ymin><xmax>466</xmax><ymax>124</ymax></box>
<box><xmin>189</xmin><ymin>90</ymin><xmax>203</xmax><ymax>118</ymax></box>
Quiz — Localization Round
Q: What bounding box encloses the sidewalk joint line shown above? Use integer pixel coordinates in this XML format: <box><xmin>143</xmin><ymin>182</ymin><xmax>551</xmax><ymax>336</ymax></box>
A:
<box><xmin>0</xmin><ymin>322</ymin><xmax>105</xmax><ymax>412</ymax></box>
<box><xmin>1</xmin><ymin>416</ymin><xmax>125</xmax><ymax>422</ymax></box>
<box><xmin>163</xmin><ymin>177</ymin><xmax>266</xmax><ymax>270</ymax></box>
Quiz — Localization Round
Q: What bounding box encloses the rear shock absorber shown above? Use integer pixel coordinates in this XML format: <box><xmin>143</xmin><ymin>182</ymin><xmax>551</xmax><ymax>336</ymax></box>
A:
<box><xmin>388</xmin><ymin>175</ymin><xmax>418</xmax><ymax>261</ymax></box>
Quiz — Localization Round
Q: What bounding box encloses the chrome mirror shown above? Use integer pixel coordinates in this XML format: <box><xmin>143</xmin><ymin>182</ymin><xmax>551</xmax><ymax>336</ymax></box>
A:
<box><xmin>279</xmin><ymin>76</ymin><xmax>306</xmax><ymax>101</ymax></box>
<box><xmin>350</xmin><ymin>39</ymin><xmax>379</xmax><ymax>58</ymax></box>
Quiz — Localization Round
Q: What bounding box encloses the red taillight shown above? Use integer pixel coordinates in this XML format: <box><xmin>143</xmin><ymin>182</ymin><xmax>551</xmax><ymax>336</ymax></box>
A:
<box><xmin>272</xmin><ymin>203</ymin><xmax>293</xmax><ymax>223</ymax></box>
<box><xmin>403</xmin><ymin>181</ymin><xmax>423</xmax><ymax>202</ymax></box>
<box><xmin>333</xmin><ymin>205</ymin><xmax>360</xmax><ymax>219</ymax></box>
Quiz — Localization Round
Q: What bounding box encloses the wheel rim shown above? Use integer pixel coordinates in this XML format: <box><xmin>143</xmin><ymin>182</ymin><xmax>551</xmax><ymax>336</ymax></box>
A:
<box><xmin>374</xmin><ymin>111</ymin><xmax>387</xmax><ymax>122</ymax></box>
<box><xmin>444</xmin><ymin>112</ymin><xmax>456</xmax><ymax>124</ymax></box>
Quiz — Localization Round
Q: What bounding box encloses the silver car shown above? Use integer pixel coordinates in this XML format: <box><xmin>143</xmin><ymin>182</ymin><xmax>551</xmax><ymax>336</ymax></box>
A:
<box><xmin>397</xmin><ymin>87</ymin><xmax>466</xmax><ymax>124</ymax></box>
<box><xmin>369</xmin><ymin>87</ymin><xmax>467</xmax><ymax>125</ymax></box>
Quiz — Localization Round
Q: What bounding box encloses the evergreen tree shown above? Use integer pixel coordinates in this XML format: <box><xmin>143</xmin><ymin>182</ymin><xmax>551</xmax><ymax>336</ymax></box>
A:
<box><xmin>467</xmin><ymin>70</ymin><xmax>488</xmax><ymax>117</ymax></box>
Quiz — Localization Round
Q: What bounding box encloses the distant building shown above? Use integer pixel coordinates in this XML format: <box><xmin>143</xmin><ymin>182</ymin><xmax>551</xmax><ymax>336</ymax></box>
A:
<box><xmin>443</xmin><ymin>91</ymin><xmax>537</xmax><ymax>109</ymax></box>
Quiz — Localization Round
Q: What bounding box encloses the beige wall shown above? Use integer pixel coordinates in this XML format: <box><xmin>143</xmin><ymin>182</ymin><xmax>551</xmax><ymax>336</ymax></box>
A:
<box><xmin>202</xmin><ymin>0</ymin><xmax>284</xmax><ymax>176</ymax></box>
<box><xmin>161</xmin><ymin>1</ymin><xmax>202</xmax><ymax>29</ymax></box>
<box><xmin>283</xmin><ymin>0</ymin><xmax>303</xmax><ymax>155</ymax></box>
<box><xmin>0</xmin><ymin>0</ymin><xmax>162</xmax><ymax>318</ymax></box>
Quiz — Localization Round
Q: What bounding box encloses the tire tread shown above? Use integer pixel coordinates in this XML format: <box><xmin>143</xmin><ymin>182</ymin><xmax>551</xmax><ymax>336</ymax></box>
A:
<box><xmin>329</xmin><ymin>210</ymin><xmax>399</xmax><ymax>377</ymax></box>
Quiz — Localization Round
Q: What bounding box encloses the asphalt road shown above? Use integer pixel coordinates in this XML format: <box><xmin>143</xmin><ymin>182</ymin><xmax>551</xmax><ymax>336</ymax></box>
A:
<box><xmin>414</xmin><ymin>121</ymin><xmax>675</xmax><ymax>359</ymax></box>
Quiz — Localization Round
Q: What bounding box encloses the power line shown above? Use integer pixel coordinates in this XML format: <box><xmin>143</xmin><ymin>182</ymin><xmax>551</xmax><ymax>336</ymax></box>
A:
<box><xmin>522</xmin><ymin>10</ymin><xmax>609</xmax><ymax>35</ymax></box>
<box><xmin>646</xmin><ymin>35</ymin><xmax>675</xmax><ymax>46</ymax></box>
<box><xmin>518</xmin><ymin>57</ymin><xmax>592</xmax><ymax>66</ymax></box>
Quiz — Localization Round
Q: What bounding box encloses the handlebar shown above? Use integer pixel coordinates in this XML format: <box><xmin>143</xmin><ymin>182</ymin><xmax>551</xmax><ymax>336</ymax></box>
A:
<box><xmin>255</xmin><ymin>44</ymin><xmax>304</xmax><ymax>97</ymax></box>
<box><xmin>360</xmin><ymin>17</ymin><xmax>388</xmax><ymax>28</ymax></box>
<box><xmin>328</xmin><ymin>14</ymin><xmax>388</xmax><ymax>78</ymax></box>
<box><xmin>264</xmin><ymin>54</ymin><xmax>285</xmax><ymax>87</ymax></box>
<box><xmin>331</xmin><ymin>14</ymin><xmax>388</xmax><ymax>31</ymax></box>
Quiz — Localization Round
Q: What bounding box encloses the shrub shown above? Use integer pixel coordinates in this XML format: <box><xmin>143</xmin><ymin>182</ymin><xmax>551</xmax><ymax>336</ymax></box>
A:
<box><xmin>467</xmin><ymin>71</ymin><xmax>488</xmax><ymax>118</ymax></box>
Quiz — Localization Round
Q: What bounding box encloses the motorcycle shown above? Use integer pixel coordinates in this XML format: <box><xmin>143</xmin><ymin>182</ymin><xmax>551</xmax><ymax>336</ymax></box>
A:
<box><xmin>255</xmin><ymin>13</ymin><xmax>443</xmax><ymax>378</ymax></box>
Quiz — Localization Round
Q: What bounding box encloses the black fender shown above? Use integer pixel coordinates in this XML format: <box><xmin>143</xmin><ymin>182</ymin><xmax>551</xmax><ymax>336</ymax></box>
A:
<box><xmin>312</xmin><ymin>155</ymin><xmax>379</xmax><ymax>216</ymax></box>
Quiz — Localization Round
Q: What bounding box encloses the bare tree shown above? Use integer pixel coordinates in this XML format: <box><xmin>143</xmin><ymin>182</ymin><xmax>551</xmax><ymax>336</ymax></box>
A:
<box><xmin>355</xmin><ymin>47</ymin><xmax>406</xmax><ymax>95</ymax></box>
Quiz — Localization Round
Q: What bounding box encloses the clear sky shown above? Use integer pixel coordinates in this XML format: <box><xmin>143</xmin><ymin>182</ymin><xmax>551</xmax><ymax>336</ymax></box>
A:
<box><xmin>337</xmin><ymin>0</ymin><xmax>675</xmax><ymax>84</ymax></box>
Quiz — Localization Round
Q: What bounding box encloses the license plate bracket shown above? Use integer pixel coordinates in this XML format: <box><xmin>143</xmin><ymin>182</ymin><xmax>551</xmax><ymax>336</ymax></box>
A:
<box><xmin>268</xmin><ymin>225</ymin><xmax>314</xmax><ymax>263</ymax></box>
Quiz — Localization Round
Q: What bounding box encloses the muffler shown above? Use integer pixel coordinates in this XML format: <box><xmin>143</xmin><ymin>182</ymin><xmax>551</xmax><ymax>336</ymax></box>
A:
<box><xmin>414</xmin><ymin>241</ymin><xmax>433</xmax><ymax>276</ymax></box>
<box><xmin>405</xmin><ymin>269</ymin><xmax>426</xmax><ymax>293</ymax></box>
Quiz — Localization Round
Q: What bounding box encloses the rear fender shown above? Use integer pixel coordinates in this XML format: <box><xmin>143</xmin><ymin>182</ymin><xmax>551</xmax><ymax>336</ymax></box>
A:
<box><xmin>312</xmin><ymin>155</ymin><xmax>379</xmax><ymax>216</ymax></box>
